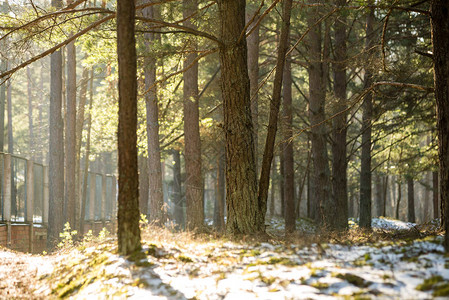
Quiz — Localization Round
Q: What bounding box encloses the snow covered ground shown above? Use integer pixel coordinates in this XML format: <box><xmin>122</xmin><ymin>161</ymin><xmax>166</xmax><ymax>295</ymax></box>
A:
<box><xmin>46</xmin><ymin>218</ymin><xmax>449</xmax><ymax>299</ymax></box>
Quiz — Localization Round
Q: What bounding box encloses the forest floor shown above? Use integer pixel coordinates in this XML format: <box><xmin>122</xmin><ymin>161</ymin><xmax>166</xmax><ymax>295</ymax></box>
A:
<box><xmin>1</xmin><ymin>217</ymin><xmax>448</xmax><ymax>299</ymax></box>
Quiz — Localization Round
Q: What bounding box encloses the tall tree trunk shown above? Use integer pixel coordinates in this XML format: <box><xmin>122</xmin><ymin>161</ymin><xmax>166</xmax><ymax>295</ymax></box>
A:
<box><xmin>258</xmin><ymin>0</ymin><xmax>292</xmax><ymax>231</ymax></box>
<box><xmin>26</xmin><ymin>67</ymin><xmax>34</xmax><ymax>158</ymax></box>
<box><xmin>307</xmin><ymin>2</ymin><xmax>332</xmax><ymax>227</ymax></box>
<box><xmin>331</xmin><ymin>0</ymin><xmax>348</xmax><ymax>230</ymax></box>
<box><xmin>143</xmin><ymin>2</ymin><xmax>164</xmax><ymax>223</ymax></box>
<box><xmin>183</xmin><ymin>0</ymin><xmax>204</xmax><ymax>230</ymax></box>
<box><xmin>407</xmin><ymin>177</ymin><xmax>415</xmax><ymax>223</ymax></box>
<box><xmin>65</xmin><ymin>30</ymin><xmax>77</xmax><ymax>228</ymax></box>
<box><xmin>117</xmin><ymin>0</ymin><xmax>141</xmax><ymax>255</ymax></box>
<box><xmin>433</xmin><ymin>171</ymin><xmax>439</xmax><ymax>219</ymax></box>
<box><xmin>218</xmin><ymin>0</ymin><xmax>260</xmax><ymax>234</ymax></box>
<box><xmin>359</xmin><ymin>4</ymin><xmax>375</xmax><ymax>229</ymax></box>
<box><xmin>172</xmin><ymin>149</ymin><xmax>184</xmax><ymax>229</ymax></box>
<box><xmin>48</xmin><ymin>0</ymin><xmax>65</xmax><ymax>247</ymax></box>
<box><xmin>282</xmin><ymin>38</ymin><xmax>295</xmax><ymax>232</ymax></box>
<box><xmin>246</xmin><ymin>4</ymin><xmax>260</xmax><ymax>170</ymax></box>
<box><xmin>430</xmin><ymin>0</ymin><xmax>449</xmax><ymax>250</ymax></box>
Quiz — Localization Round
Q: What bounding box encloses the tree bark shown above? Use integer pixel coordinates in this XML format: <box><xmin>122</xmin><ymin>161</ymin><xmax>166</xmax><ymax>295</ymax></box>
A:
<box><xmin>307</xmin><ymin>2</ymin><xmax>332</xmax><ymax>227</ymax></box>
<box><xmin>65</xmin><ymin>31</ymin><xmax>77</xmax><ymax>229</ymax></box>
<box><xmin>143</xmin><ymin>1</ymin><xmax>164</xmax><ymax>224</ymax></box>
<box><xmin>218</xmin><ymin>0</ymin><xmax>260</xmax><ymax>234</ymax></box>
<box><xmin>331</xmin><ymin>0</ymin><xmax>348</xmax><ymax>230</ymax></box>
<box><xmin>430</xmin><ymin>0</ymin><xmax>449</xmax><ymax>251</ymax></box>
<box><xmin>183</xmin><ymin>0</ymin><xmax>204</xmax><ymax>231</ymax></box>
<box><xmin>48</xmin><ymin>0</ymin><xmax>64</xmax><ymax>248</ymax></box>
<box><xmin>359</xmin><ymin>5</ymin><xmax>375</xmax><ymax>229</ymax></box>
<box><xmin>407</xmin><ymin>177</ymin><xmax>415</xmax><ymax>223</ymax></box>
<box><xmin>117</xmin><ymin>0</ymin><xmax>141</xmax><ymax>255</ymax></box>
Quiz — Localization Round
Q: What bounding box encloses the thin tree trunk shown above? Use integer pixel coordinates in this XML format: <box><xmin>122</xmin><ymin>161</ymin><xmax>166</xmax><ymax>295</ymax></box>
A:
<box><xmin>282</xmin><ymin>34</ymin><xmax>295</xmax><ymax>232</ymax></box>
<box><xmin>258</xmin><ymin>0</ymin><xmax>292</xmax><ymax>231</ymax></box>
<box><xmin>359</xmin><ymin>4</ymin><xmax>375</xmax><ymax>229</ymax></box>
<box><xmin>407</xmin><ymin>177</ymin><xmax>415</xmax><ymax>223</ymax></box>
<box><xmin>331</xmin><ymin>0</ymin><xmax>348</xmax><ymax>230</ymax></box>
<box><xmin>433</xmin><ymin>171</ymin><xmax>439</xmax><ymax>219</ymax></box>
<box><xmin>80</xmin><ymin>70</ymin><xmax>94</xmax><ymax>235</ymax></box>
<box><xmin>117</xmin><ymin>0</ymin><xmax>141</xmax><ymax>255</ymax></box>
<box><xmin>139</xmin><ymin>155</ymin><xmax>149</xmax><ymax>217</ymax></box>
<box><xmin>430</xmin><ymin>0</ymin><xmax>449</xmax><ymax>250</ymax></box>
<box><xmin>183</xmin><ymin>0</ymin><xmax>203</xmax><ymax>230</ymax></box>
<box><xmin>424</xmin><ymin>171</ymin><xmax>430</xmax><ymax>222</ymax></box>
<box><xmin>307</xmin><ymin>2</ymin><xmax>332</xmax><ymax>227</ymax></box>
<box><xmin>375</xmin><ymin>174</ymin><xmax>382</xmax><ymax>217</ymax></box>
<box><xmin>279</xmin><ymin>154</ymin><xmax>285</xmax><ymax>218</ymax></box>
<box><xmin>48</xmin><ymin>0</ymin><xmax>64</xmax><ymax>248</ymax></box>
<box><xmin>75</xmin><ymin>67</ymin><xmax>89</xmax><ymax>231</ymax></box>
<box><xmin>143</xmin><ymin>2</ymin><xmax>164</xmax><ymax>224</ymax></box>
<box><xmin>172</xmin><ymin>149</ymin><xmax>184</xmax><ymax>229</ymax></box>
<box><xmin>396</xmin><ymin>180</ymin><xmax>401</xmax><ymax>220</ymax></box>
<box><xmin>65</xmin><ymin>31</ymin><xmax>77</xmax><ymax>228</ymax></box>
<box><xmin>218</xmin><ymin>0</ymin><xmax>260</xmax><ymax>234</ymax></box>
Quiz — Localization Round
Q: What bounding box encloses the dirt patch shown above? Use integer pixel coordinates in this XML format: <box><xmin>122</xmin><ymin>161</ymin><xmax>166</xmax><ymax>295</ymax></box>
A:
<box><xmin>0</xmin><ymin>247</ymin><xmax>56</xmax><ymax>299</ymax></box>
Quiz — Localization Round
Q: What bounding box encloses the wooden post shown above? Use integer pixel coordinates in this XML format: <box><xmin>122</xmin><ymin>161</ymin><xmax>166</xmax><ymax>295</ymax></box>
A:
<box><xmin>26</xmin><ymin>159</ymin><xmax>34</xmax><ymax>252</ymax></box>
<box><xmin>3</xmin><ymin>154</ymin><xmax>11</xmax><ymax>247</ymax></box>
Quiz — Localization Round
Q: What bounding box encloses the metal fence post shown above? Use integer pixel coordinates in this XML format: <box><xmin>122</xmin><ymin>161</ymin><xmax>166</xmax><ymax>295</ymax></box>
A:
<box><xmin>101</xmin><ymin>174</ymin><xmax>106</xmax><ymax>228</ymax></box>
<box><xmin>26</xmin><ymin>159</ymin><xmax>34</xmax><ymax>252</ymax></box>
<box><xmin>89</xmin><ymin>173</ymin><xmax>95</xmax><ymax>224</ymax></box>
<box><xmin>3</xmin><ymin>154</ymin><xmax>11</xmax><ymax>247</ymax></box>
<box><xmin>43</xmin><ymin>165</ymin><xmax>49</xmax><ymax>225</ymax></box>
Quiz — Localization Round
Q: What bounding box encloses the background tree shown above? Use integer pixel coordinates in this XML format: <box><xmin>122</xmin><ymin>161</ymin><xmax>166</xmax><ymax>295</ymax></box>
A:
<box><xmin>47</xmin><ymin>0</ymin><xmax>65</xmax><ymax>248</ymax></box>
<box><xmin>183</xmin><ymin>0</ymin><xmax>204</xmax><ymax>231</ymax></box>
